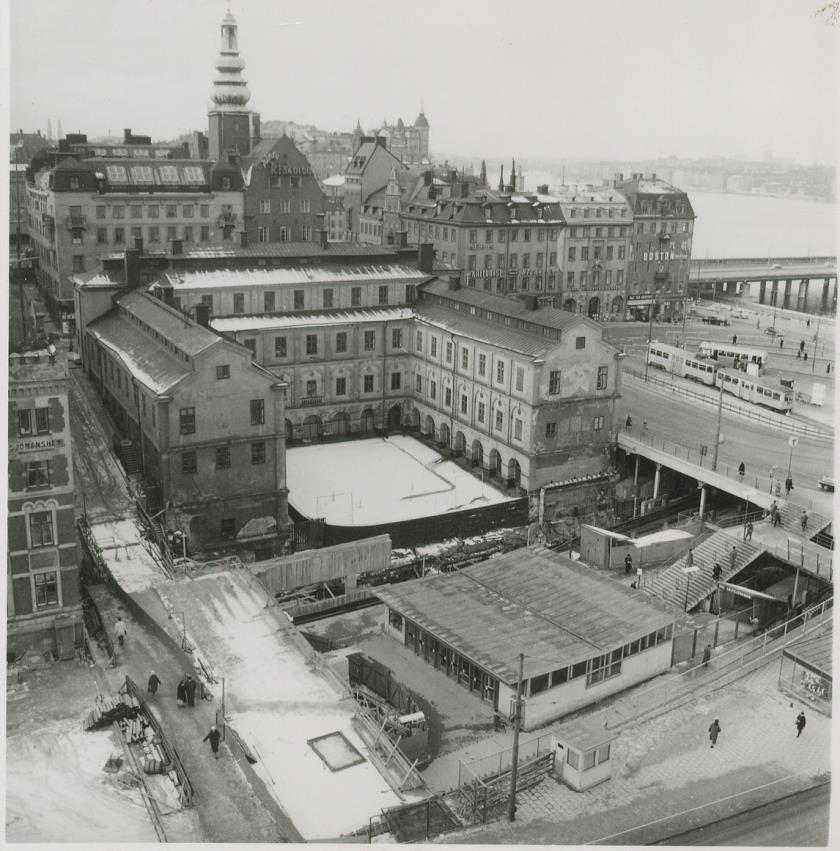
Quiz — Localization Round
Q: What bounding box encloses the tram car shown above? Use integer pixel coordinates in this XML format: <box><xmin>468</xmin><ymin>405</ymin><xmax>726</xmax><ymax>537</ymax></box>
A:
<box><xmin>698</xmin><ymin>341</ymin><xmax>769</xmax><ymax>372</ymax></box>
<box><xmin>714</xmin><ymin>368</ymin><xmax>794</xmax><ymax>413</ymax></box>
<box><xmin>647</xmin><ymin>342</ymin><xmax>717</xmax><ymax>385</ymax></box>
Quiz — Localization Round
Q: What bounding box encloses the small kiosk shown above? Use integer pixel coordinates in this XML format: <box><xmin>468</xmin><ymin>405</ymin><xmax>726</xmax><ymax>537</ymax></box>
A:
<box><xmin>551</xmin><ymin>717</ymin><xmax>618</xmax><ymax>792</ymax></box>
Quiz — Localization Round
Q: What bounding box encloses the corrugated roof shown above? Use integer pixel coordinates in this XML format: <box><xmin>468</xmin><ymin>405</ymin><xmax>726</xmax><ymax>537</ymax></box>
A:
<box><xmin>162</xmin><ymin>264</ymin><xmax>431</xmax><ymax>291</ymax></box>
<box><xmin>375</xmin><ymin>550</ymin><xmax>678</xmax><ymax>683</ymax></box>
<box><xmin>211</xmin><ymin>307</ymin><xmax>414</xmax><ymax>333</ymax></box>
<box><xmin>414</xmin><ymin>304</ymin><xmax>557</xmax><ymax>358</ymax></box>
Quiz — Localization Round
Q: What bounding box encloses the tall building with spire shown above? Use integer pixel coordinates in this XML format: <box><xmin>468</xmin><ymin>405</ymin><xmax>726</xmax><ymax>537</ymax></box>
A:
<box><xmin>208</xmin><ymin>10</ymin><xmax>260</xmax><ymax>161</ymax></box>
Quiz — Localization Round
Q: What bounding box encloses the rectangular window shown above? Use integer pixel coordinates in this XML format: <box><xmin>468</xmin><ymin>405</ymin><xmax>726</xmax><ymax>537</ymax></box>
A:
<box><xmin>33</xmin><ymin>571</ymin><xmax>59</xmax><ymax>608</ymax></box>
<box><xmin>243</xmin><ymin>338</ymin><xmax>256</xmax><ymax>358</ymax></box>
<box><xmin>445</xmin><ymin>341</ymin><xmax>453</xmax><ymax>363</ymax></box>
<box><xmin>112</xmin><ymin>205</ymin><xmax>124</xmax><ymax>219</ymax></box>
<box><xmin>568</xmin><ymin>246</ymin><xmax>576</xmax><ymax>262</ymax></box>
<box><xmin>96</xmin><ymin>227</ymin><xmax>108</xmax><ymax>244</ymax></box>
<box><xmin>216</xmin><ymin>446</ymin><xmax>231</xmax><ymax>469</ymax></box>
<box><xmin>300</xmin><ymin>199</ymin><xmax>311</xmax><ymax>213</ymax></box>
<box><xmin>494</xmin><ymin>409</ymin><xmax>503</xmax><ymax>431</ymax></box>
<box><xmin>378</xmin><ymin>285</ymin><xmax>389</xmax><ymax>305</ymax></box>
<box><xmin>515</xmin><ymin>367</ymin><xmax>524</xmax><ymax>392</ymax></box>
<box><xmin>415</xmin><ymin>374</ymin><xmax>422</xmax><ymax>393</ymax></box>
<box><xmin>442</xmin><ymin>386</ymin><xmax>451</xmax><ymax>407</ymax></box>
<box><xmin>335</xmin><ymin>331</ymin><xmax>347</xmax><ymax>353</ymax></box>
<box><xmin>593</xmin><ymin>415</ymin><xmax>605</xmax><ymax>430</ymax></box>
<box><xmin>477</xmin><ymin>401</ymin><xmax>485</xmax><ymax>422</ymax></box>
<box><xmin>165</xmin><ymin>204</ymin><xmax>177</xmax><ymax>218</ymax></box>
<box><xmin>26</xmin><ymin>460</ymin><xmax>50</xmax><ymax>488</ymax></box>
<box><xmin>179</xmin><ymin>407</ymin><xmax>195</xmax><ymax>434</ymax></box>
<box><xmin>263</xmin><ymin>291</ymin><xmax>275</xmax><ymax>312</ymax></box>
<box><xmin>351</xmin><ymin>286</ymin><xmax>362</xmax><ymax>306</ymax></box>
<box><xmin>220</xmin><ymin>518</ymin><xmax>236</xmax><ymax>539</ymax></box>
<box><xmin>461</xmin><ymin>349</ymin><xmax>469</xmax><ymax>370</ymax></box>
<box><xmin>391</xmin><ymin>372</ymin><xmax>401</xmax><ymax>390</ymax></box>
<box><xmin>597</xmin><ymin>366</ymin><xmax>609</xmax><ymax>389</ymax></box>
<box><xmin>546</xmin><ymin>422</ymin><xmax>557</xmax><ymax>438</ymax></box>
<box><xmin>278</xmin><ymin>226</ymin><xmax>289</xmax><ymax>242</ymax></box>
<box><xmin>514</xmin><ymin>419</ymin><xmax>523</xmax><ymax>440</ymax></box>
<box><xmin>251</xmin><ymin>442</ymin><xmax>266</xmax><ymax>464</ymax></box>
<box><xmin>549</xmin><ymin>370</ymin><xmax>561</xmax><ymax>395</ymax></box>
<box><xmin>430</xmin><ymin>380</ymin><xmax>436</xmax><ymax>400</ymax></box>
<box><xmin>280</xmin><ymin>199</ymin><xmax>291</xmax><ymax>214</ymax></box>
<box><xmin>430</xmin><ymin>337</ymin><xmax>438</xmax><ymax>358</ymax></box>
<box><xmin>200</xmin><ymin>204</ymin><xmax>209</xmax><ymax>218</ymax></box>
<box><xmin>148</xmin><ymin>225</ymin><xmax>160</xmax><ymax>243</ymax></box>
<box><xmin>363</xmin><ymin>374</ymin><xmax>374</xmax><ymax>393</ymax></box>
<box><xmin>274</xmin><ymin>336</ymin><xmax>287</xmax><ymax>358</ymax></box>
<box><xmin>233</xmin><ymin>293</ymin><xmax>245</xmax><ymax>314</ymax></box>
<box><xmin>250</xmin><ymin>399</ymin><xmax>265</xmax><ymax>425</ymax></box>
<box><xmin>294</xmin><ymin>289</ymin><xmax>304</xmax><ymax>310</ymax></box>
<box><xmin>306</xmin><ymin>379</ymin><xmax>317</xmax><ymax>397</ymax></box>
<box><xmin>216</xmin><ymin>364</ymin><xmax>230</xmax><ymax>380</ymax></box>
<box><xmin>364</xmin><ymin>331</ymin><xmax>375</xmax><ymax>351</ymax></box>
<box><xmin>257</xmin><ymin>226</ymin><xmax>269</xmax><ymax>243</ymax></box>
<box><xmin>576</xmin><ymin>336</ymin><xmax>586</xmax><ymax>349</ymax></box>
<box><xmin>72</xmin><ymin>255</ymin><xmax>85</xmax><ymax>272</ymax></box>
<box><xmin>200</xmin><ymin>225</ymin><xmax>210</xmax><ymax>242</ymax></box>
<box><xmin>305</xmin><ymin>334</ymin><xmax>318</xmax><ymax>355</ymax></box>
<box><xmin>335</xmin><ymin>376</ymin><xmax>347</xmax><ymax>396</ymax></box>
<box><xmin>460</xmin><ymin>394</ymin><xmax>468</xmax><ymax>414</ymax></box>
<box><xmin>114</xmin><ymin>227</ymin><xmax>124</xmax><ymax>244</ymax></box>
<box><xmin>302</xmin><ymin>225</ymin><xmax>312</xmax><ymax>241</ymax></box>
<box><xmin>478</xmin><ymin>353</ymin><xmax>486</xmax><ymax>377</ymax></box>
<box><xmin>496</xmin><ymin>360</ymin><xmax>505</xmax><ymax>383</ymax></box>
<box><xmin>415</xmin><ymin>331</ymin><xmax>423</xmax><ymax>351</ymax></box>
<box><xmin>29</xmin><ymin>511</ymin><xmax>54</xmax><ymax>547</ymax></box>
<box><xmin>392</xmin><ymin>328</ymin><xmax>403</xmax><ymax>348</ymax></box>
<box><xmin>581</xmin><ymin>246</ymin><xmax>589</xmax><ymax>261</ymax></box>
<box><xmin>259</xmin><ymin>199</ymin><xmax>271</xmax><ymax>214</ymax></box>
<box><xmin>323</xmin><ymin>288</ymin><xmax>334</xmax><ymax>308</ymax></box>
<box><xmin>183</xmin><ymin>226</ymin><xmax>193</xmax><ymax>243</ymax></box>
<box><xmin>96</xmin><ymin>205</ymin><xmax>106</xmax><ymax>219</ymax></box>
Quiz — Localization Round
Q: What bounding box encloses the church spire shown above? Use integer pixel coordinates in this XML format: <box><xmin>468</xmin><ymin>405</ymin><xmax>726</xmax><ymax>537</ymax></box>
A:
<box><xmin>480</xmin><ymin>159</ymin><xmax>487</xmax><ymax>186</ymax></box>
<box><xmin>498</xmin><ymin>164</ymin><xmax>504</xmax><ymax>192</ymax></box>
<box><xmin>210</xmin><ymin>10</ymin><xmax>251</xmax><ymax>112</ymax></box>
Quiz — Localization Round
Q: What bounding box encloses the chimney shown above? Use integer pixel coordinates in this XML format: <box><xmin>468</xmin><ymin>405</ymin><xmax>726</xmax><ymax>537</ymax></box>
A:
<box><xmin>537</xmin><ymin>184</ymin><xmax>549</xmax><ymax>194</ymax></box>
<box><xmin>240</xmin><ymin>230</ymin><xmax>248</xmax><ymax>248</ymax></box>
<box><xmin>448</xmin><ymin>169</ymin><xmax>457</xmax><ymax>184</ymax></box>
<box><xmin>195</xmin><ymin>303</ymin><xmax>210</xmax><ymax>327</ymax></box>
<box><xmin>171</xmin><ymin>238</ymin><xmax>183</xmax><ymax>255</ymax></box>
<box><xmin>124</xmin><ymin>248</ymin><xmax>141</xmax><ymax>289</ymax></box>
<box><xmin>423</xmin><ymin>170</ymin><xmax>433</xmax><ymax>187</ymax></box>
<box><xmin>133</xmin><ymin>236</ymin><xmax>144</xmax><ymax>253</ymax></box>
<box><xmin>123</xmin><ymin>128</ymin><xmax>131</xmax><ymax>143</ymax></box>
<box><xmin>651</xmin><ymin>172</ymin><xmax>657</xmax><ymax>180</ymax></box>
<box><xmin>460</xmin><ymin>182</ymin><xmax>470</xmax><ymax>199</ymax></box>
<box><xmin>417</xmin><ymin>243</ymin><xmax>435</xmax><ymax>274</ymax></box>
<box><xmin>161</xmin><ymin>288</ymin><xmax>174</xmax><ymax>306</ymax></box>
<box><xmin>447</xmin><ymin>274</ymin><xmax>461</xmax><ymax>291</ymax></box>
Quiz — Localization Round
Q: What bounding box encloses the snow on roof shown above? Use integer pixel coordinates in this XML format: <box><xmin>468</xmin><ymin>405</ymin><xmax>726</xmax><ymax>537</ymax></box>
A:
<box><xmin>321</xmin><ymin>174</ymin><xmax>346</xmax><ymax>186</ymax></box>
<box><xmin>89</xmin><ymin>518</ymin><xmax>170</xmax><ymax>593</ymax></box>
<box><xmin>211</xmin><ymin>307</ymin><xmax>414</xmax><ymax>333</ymax></box>
<box><xmin>534</xmin><ymin>192</ymin><xmax>561</xmax><ymax>203</ymax></box>
<box><xmin>509</xmin><ymin>195</ymin><xmax>532</xmax><ymax>203</ymax></box>
<box><xmin>634</xmin><ymin>529</ymin><xmax>694</xmax><ymax>547</ymax></box>
<box><xmin>159</xmin><ymin>570</ymin><xmax>402</xmax><ymax>839</ymax></box>
<box><xmin>636</xmin><ymin>179</ymin><xmax>682</xmax><ymax>195</ymax></box>
<box><xmin>162</xmin><ymin>264</ymin><xmax>429</xmax><ymax>291</ymax></box>
<box><xmin>287</xmin><ymin>435</ymin><xmax>514</xmax><ymax>526</ymax></box>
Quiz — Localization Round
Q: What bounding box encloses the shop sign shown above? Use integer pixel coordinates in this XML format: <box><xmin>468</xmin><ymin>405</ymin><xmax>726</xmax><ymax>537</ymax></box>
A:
<box><xmin>12</xmin><ymin>437</ymin><xmax>57</xmax><ymax>454</ymax></box>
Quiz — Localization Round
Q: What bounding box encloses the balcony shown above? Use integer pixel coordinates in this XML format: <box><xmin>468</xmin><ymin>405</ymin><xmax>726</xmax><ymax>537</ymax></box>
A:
<box><xmin>299</xmin><ymin>395</ymin><xmax>324</xmax><ymax>408</ymax></box>
<box><xmin>657</xmin><ymin>231</ymin><xmax>670</xmax><ymax>241</ymax></box>
<box><xmin>217</xmin><ymin>211</ymin><xmax>238</xmax><ymax>226</ymax></box>
<box><xmin>65</xmin><ymin>214</ymin><xmax>87</xmax><ymax>230</ymax></box>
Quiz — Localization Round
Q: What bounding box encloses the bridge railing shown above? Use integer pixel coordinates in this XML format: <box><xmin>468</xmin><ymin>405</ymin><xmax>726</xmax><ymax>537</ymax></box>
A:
<box><xmin>623</xmin><ymin>367</ymin><xmax>832</xmax><ymax>441</ymax></box>
<box><xmin>690</xmin><ymin>256</ymin><xmax>836</xmax><ymax>270</ymax></box>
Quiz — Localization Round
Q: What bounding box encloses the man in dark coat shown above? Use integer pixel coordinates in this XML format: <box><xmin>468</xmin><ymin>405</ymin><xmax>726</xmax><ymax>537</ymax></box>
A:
<box><xmin>624</xmin><ymin>553</ymin><xmax>633</xmax><ymax>575</ymax></box>
<box><xmin>147</xmin><ymin>671</ymin><xmax>161</xmax><ymax>695</ymax></box>
<box><xmin>709</xmin><ymin>719</ymin><xmax>721</xmax><ymax>748</ymax></box>
<box><xmin>796</xmin><ymin>711</ymin><xmax>806</xmax><ymax>738</ymax></box>
<box><xmin>185</xmin><ymin>674</ymin><xmax>197</xmax><ymax>707</ymax></box>
<box><xmin>176</xmin><ymin>677</ymin><xmax>187</xmax><ymax>708</ymax></box>
<box><xmin>203</xmin><ymin>725</ymin><xmax>222</xmax><ymax>759</ymax></box>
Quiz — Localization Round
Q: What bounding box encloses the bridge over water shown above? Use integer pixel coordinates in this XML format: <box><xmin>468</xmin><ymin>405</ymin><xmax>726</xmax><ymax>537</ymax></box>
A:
<box><xmin>689</xmin><ymin>256</ymin><xmax>837</xmax><ymax>313</ymax></box>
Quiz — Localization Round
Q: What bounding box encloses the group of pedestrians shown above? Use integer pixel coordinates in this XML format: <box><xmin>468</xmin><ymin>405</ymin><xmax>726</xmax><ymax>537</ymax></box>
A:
<box><xmin>708</xmin><ymin>711</ymin><xmax>807</xmax><ymax>749</ymax></box>
<box><xmin>146</xmin><ymin>671</ymin><xmax>198</xmax><ymax>707</ymax></box>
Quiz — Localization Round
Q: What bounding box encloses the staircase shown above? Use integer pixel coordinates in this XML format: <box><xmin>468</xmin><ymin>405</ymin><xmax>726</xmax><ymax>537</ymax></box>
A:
<box><xmin>118</xmin><ymin>441</ymin><xmax>140</xmax><ymax>475</ymax></box>
<box><xmin>644</xmin><ymin>530</ymin><xmax>763</xmax><ymax>610</ymax></box>
<box><xmin>776</xmin><ymin>501</ymin><xmax>832</xmax><ymax>539</ymax></box>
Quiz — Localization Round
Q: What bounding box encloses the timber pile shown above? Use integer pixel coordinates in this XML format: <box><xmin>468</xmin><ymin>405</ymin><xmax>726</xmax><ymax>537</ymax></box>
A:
<box><xmin>118</xmin><ymin>713</ymin><xmax>171</xmax><ymax>776</ymax></box>
<box><xmin>83</xmin><ymin>691</ymin><xmax>141</xmax><ymax>731</ymax></box>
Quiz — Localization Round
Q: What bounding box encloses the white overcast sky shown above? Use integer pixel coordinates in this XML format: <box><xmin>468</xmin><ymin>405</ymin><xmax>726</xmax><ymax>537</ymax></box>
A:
<box><xmin>6</xmin><ymin>0</ymin><xmax>839</xmax><ymax>165</ymax></box>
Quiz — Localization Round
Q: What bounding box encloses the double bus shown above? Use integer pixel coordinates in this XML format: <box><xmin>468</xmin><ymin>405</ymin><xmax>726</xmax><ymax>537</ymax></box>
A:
<box><xmin>647</xmin><ymin>342</ymin><xmax>717</xmax><ymax>386</ymax></box>
<box><xmin>698</xmin><ymin>342</ymin><xmax>769</xmax><ymax>372</ymax></box>
<box><xmin>715</xmin><ymin>368</ymin><xmax>794</xmax><ymax>413</ymax></box>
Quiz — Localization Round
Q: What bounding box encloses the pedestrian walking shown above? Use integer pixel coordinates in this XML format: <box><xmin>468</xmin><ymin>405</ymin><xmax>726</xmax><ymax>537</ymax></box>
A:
<box><xmin>756</xmin><ymin>318</ymin><xmax>761</xmax><ymax>329</ymax></box>
<box><xmin>799</xmin><ymin>340</ymin><xmax>806</xmax><ymax>356</ymax></box>
<box><xmin>779</xmin><ymin>338</ymin><xmax>784</xmax><ymax>350</ymax></box>
<box><xmin>147</xmin><ymin>671</ymin><xmax>161</xmax><ymax>695</ymax></box>
<box><xmin>732</xmin><ymin>334</ymin><xmax>737</xmax><ymax>345</ymax></box>
<box><xmin>827</xmin><ymin>362</ymin><xmax>832</xmax><ymax>375</ymax></box>
<box><xmin>641</xmin><ymin>420</ymin><xmax>648</xmax><ymax>436</ymax></box>
<box><xmin>185</xmin><ymin>674</ymin><xmax>197</xmax><ymax>707</ymax></box>
<box><xmin>796</xmin><ymin>711</ymin><xmax>806</xmax><ymax>738</ymax></box>
<box><xmin>624</xmin><ymin>553</ymin><xmax>633</xmax><ymax>575</ymax></box>
<box><xmin>737</xmin><ymin>461</ymin><xmax>745</xmax><ymax>480</ymax></box>
<box><xmin>203</xmin><ymin>725</ymin><xmax>222</xmax><ymax>759</ymax></box>
<box><xmin>800</xmin><ymin>510</ymin><xmax>808</xmax><ymax>532</ymax></box>
<box><xmin>686</xmin><ymin>547</ymin><xmax>694</xmax><ymax>568</ymax></box>
<box><xmin>712</xmin><ymin>562</ymin><xmax>723</xmax><ymax>582</ymax></box>
<box><xmin>744</xmin><ymin>520</ymin><xmax>753</xmax><ymax>542</ymax></box>
<box><xmin>807</xmin><ymin>318</ymin><xmax>811</xmax><ymax>328</ymax></box>
<box><xmin>709</xmin><ymin>719</ymin><xmax>721</xmax><ymax>748</ymax></box>
<box><xmin>774</xmin><ymin>479</ymin><xmax>782</xmax><ymax>498</ymax></box>
<box><xmin>729</xmin><ymin>545</ymin><xmax>737</xmax><ymax>572</ymax></box>
<box><xmin>114</xmin><ymin>616</ymin><xmax>127</xmax><ymax>648</ymax></box>
<box><xmin>785</xmin><ymin>476</ymin><xmax>793</xmax><ymax>496</ymax></box>
<box><xmin>803</xmin><ymin>351</ymin><xmax>808</xmax><ymax>362</ymax></box>
<box><xmin>625</xmin><ymin>415</ymin><xmax>632</xmax><ymax>432</ymax></box>
<box><xmin>702</xmin><ymin>644</ymin><xmax>712</xmax><ymax>666</ymax></box>
<box><xmin>773</xmin><ymin>505</ymin><xmax>782</xmax><ymax>527</ymax></box>
<box><xmin>176</xmin><ymin>677</ymin><xmax>187</xmax><ymax>708</ymax></box>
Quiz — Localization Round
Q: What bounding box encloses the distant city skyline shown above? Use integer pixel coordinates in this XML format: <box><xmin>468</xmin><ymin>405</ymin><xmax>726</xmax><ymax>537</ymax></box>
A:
<box><xmin>8</xmin><ymin>0</ymin><xmax>838</xmax><ymax>167</ymax></box>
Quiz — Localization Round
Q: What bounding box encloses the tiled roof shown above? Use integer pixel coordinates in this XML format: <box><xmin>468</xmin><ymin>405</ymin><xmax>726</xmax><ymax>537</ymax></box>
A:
<box><xmin>160</xmin><ymin>264</ymin><xmax>431</xmax><ymax>291</ymax></box>
<box><xmin>402</xmin><ymin>193</ymin><xmax>565</xmax><ymax>225</ymax></box>
<box><xmin>374</xmin><ymin>550</ymin><xmax>678</xmax><ymax>683</ymax></box>
<box><xmin>211</xmin><ymin>307</ymin><xmax>414</xmax><ymax>333</ymax></box>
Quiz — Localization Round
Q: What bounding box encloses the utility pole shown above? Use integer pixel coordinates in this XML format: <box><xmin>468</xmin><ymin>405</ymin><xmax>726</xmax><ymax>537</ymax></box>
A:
<box><xmin>811</xmin><ymin>315</ymin><xmax>821</xmax><ymax>373</ymax></box>
<box><xmin>711</xmin><ymin>378</ymin><xmax>724</xmax><ymax>472</ymax></box>
<box><xmin>507</xmin><ymin>652</ymin><xmax>525</xmax><ymax>822</ymax></box>
<box><xmin>643</xmin><ymin>295</ymin><xmax>656</xmax><ymax>383</ymax></box>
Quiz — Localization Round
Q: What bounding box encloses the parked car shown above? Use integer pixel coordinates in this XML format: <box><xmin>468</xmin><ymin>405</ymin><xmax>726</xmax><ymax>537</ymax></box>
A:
<box><xmin>772</xmin><ymin>263</ymin><xmax>783</xmax><ymax>269</ymax></box>
<box><xmin>763</xmin><ymin>326</ymin><xmax>781</xmax><ymax>336</ymax></box>
<box><xmin>701</xmin><ymin>315</ymin><xmax>730</xmax><ymax>326</ymax></box>
<box><xmin>818</xmin><ymin>476</ymin><xmax>835</xmax><ymax>492</ymax></box>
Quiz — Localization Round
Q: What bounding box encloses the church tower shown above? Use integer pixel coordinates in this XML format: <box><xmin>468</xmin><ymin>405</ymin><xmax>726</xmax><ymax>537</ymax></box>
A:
<box><xmin>208</xmin><ymin>10</ymin><xmax>255</xmax><ymax>161</ymax></box>
<box><xmin>413</xmin><ymin>100</ymin><xmax>429</xmax><ymax>161</ymax></box>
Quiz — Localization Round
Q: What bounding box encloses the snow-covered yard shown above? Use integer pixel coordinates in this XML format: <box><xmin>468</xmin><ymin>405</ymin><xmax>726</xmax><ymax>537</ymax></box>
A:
<box><xmin>286</xmin><ymin>435</ymin><xmax>513</xmax><ymax>526</ymax></box>
<box><xmin>160</xmin><ymin>570</ymin><xmax>404</xmax><ymax>839</ymax></box>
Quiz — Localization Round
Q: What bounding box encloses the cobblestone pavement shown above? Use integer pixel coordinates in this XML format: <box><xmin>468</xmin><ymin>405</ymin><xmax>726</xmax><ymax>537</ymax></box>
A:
<box><xmin>440</xmin><ymin>661</ymin><xmax>831</xmax><ymax>844</ymax></box>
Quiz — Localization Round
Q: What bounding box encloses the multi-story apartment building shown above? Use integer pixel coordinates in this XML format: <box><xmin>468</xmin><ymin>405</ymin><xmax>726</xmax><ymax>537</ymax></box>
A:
<box><xmin>241</xmin><ymin>135</ymin><xmax>326</xmax><ymax>245</ymax></box>
<box><xmin>26</xmin><ymin>135</ymin><xmax>244</xmax><ymax>334</ymax></box>
<box><xmin>77</xmin><ymin>289</ymin><xmax>289</xmax><ymax>548</ymax></box>
<box><xmin>401</xmin><ymin>189</ymin><xmax>565</xmax><ymax>303</ymax></box>
<box><xmin>8</xmin><ymin>350</ymin><xmax>83</xmax><ymax>659</ymax></box>
<box><xmin>343</xmin><ymin>137</ymin><xmax>408</xmax><ymax>239</ymax></box>
<box><xmin>613</xmin><ymin>173</ymin><xmax>696</xmax><ymax>321</ymax></box>
<box><xmin>553</xmin><ymin>185</ymin><xmax>633</xmax><ymax>319</ymax></box>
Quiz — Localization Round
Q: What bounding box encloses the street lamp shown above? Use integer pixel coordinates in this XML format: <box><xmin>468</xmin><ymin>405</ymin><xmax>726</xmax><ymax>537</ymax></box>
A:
<box><xmin>682</xmin><ymin>565</ymin><xmax>700</xmax><ymax>611</ymax></box>
<box><xmin>711</xmin><ymin>378</ymin><xmax>725</xmax><ymax>472</ymax></box>
<box><xmin>787</xmin><ymin>436</ymin><xmax>798</xmax><ymax>480</ymax></box>
<box><xmin>811</xmin><ymin>315</ymin><xmax>821</xmax><ymax>373</ymax></box>
<box><xmin>743</xmin><ymin>489</ymin><xmax>756</xmax><ymax>538</ymax></box>
<box><xmin>643</xmin><ymin>293</ymin><xmax>656</xmax><ymax>383</ymax></box>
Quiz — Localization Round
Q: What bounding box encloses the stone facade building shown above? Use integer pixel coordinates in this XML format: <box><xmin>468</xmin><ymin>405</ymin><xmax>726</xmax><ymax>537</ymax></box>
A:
<box><xmin>7</xmin><ymin>350</ymin><xmax>83</xmax><ymax>659</ymax></box>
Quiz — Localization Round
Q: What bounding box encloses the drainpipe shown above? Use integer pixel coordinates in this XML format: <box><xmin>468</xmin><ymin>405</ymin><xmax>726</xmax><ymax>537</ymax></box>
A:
<box><xmin>381</xmin><ymin>320</ymin><xmax>389</xmax><ymax>431</ymax></box>
<box><xmin>448</xmin><ymin>333</ymin><xmax>456</xmax><ymax>451</ymax></box>
<box><xmin>131</xmin><ymin>377</ymin><xmax>145</xmax><ymax>474</ymax></box>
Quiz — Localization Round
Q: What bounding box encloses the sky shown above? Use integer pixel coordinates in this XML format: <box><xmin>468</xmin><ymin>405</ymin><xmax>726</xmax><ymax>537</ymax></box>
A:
<box><xmin>6</xmin><ymin>0</ymin><xmax>840</xmax><ymax>165</ymax></box>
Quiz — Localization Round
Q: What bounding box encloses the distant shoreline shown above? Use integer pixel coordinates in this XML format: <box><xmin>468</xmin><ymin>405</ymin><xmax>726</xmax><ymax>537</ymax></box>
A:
<box><xmin>685</xmin><ymin>188</ymin><xmax>834</xmax><ymax>204</ymax></box>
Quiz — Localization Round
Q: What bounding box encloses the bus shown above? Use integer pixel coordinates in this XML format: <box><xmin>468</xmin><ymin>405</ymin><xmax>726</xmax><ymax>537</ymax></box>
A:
<box><xmin>698</xmin><ymin>342</ymin><xmax>769</xmax><ymax>372</ymax></box>
<box><xmin>647</xmin><ymin>342</ymin><xmax>717</xmax><ymax>385</ymax></box>
<box><xmin>715</xmin><ymin>368</ymin><xmax>793</xmax><ymax>413</ymax></box>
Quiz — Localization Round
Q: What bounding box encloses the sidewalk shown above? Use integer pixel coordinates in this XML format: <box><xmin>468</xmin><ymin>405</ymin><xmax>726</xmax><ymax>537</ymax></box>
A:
<box><xmin>88</xmin><ymin>583</ymin><xmax>288</xmax><ymax>842</ymax></box>
<box><xmin>441</xmin><ymin>661</ymin><xmax>830</xmax><ymax>844</ymax></box>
